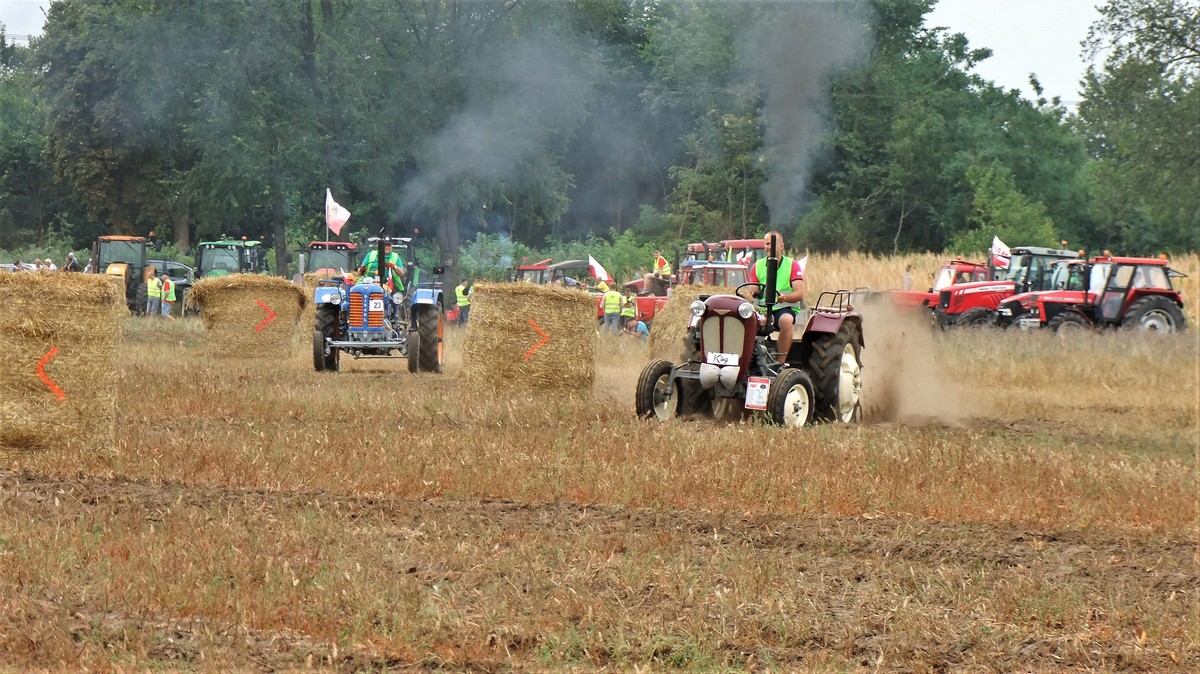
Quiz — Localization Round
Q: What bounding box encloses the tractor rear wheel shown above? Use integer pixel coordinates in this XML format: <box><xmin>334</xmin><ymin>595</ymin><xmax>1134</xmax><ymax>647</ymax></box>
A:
<box><xmin>808</xmin><ymin>320</ymin><xmax>863</xmax><ymax>423</ymax></box>
<box><xmin>1048</xmin><ymin>311</ymin><xmax>1090</xmax><ymax>334</ymax></box>
<box><xmin>1122</xmin><ymin>296</ymin><xmax>1186</xmax><ymax>334</ymax></box>
<box><xmin>134</xmin><ymin>280</ymin><xmax>148</xmax><ymax>316</ymax></box>
<box><xmin>767</xmin><ymin>368</ymin><xmax>814</xmax><ymax>427</ymax></box>
<box><xmin>956</xmin><ymin>307</ymin><xmax>994</xmax><ymax>328</ymax></box>
<box><xmin>409</xmin><ymin>306</ymin><xmax>444</xmax><ymax>373</ymax></box>
<box><xmin>636</xmin><ymin>359</ymin><xmax>678</xmax><ymax>420</ymax></box>
<box><xmin>313</xmin><ymin>306</ymin><xmax>340</xmax><ymax>372</ymax></box>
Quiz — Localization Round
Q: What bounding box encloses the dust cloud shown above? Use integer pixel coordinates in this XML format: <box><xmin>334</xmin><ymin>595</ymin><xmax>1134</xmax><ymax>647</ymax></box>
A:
<box><xmin>857</xmin><ymin>304</ymin><xmax>986</xmax><ymax>425</ymax></box>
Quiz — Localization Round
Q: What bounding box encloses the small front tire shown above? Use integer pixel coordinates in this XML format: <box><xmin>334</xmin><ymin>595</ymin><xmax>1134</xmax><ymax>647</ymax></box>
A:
<box><xmin>636</xmin><ymin>359</ymin><xmax>678</xmax><ymax>420</ymax></box>
<box><xmin>767</xmin><ymin>368</ymin><xmax>815</xmax><ymax>427</ymax></box>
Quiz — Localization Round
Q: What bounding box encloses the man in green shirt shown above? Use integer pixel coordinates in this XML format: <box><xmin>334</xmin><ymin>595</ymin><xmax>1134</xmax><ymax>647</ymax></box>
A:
<box><xmin>358</xmin><ymin>241</ymin><xmax>406</xmax><ymax>293</ymax></box>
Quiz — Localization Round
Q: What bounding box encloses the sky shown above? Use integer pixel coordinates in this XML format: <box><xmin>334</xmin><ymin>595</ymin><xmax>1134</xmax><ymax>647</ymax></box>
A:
<box><xmin>0</xmin><ymin>0</ymin><xmax>1103</xmax><ymax>104</ymax></box>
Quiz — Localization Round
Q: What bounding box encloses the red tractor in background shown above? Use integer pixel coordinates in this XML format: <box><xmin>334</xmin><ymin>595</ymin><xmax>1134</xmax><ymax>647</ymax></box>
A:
<box><xmin>303</xmin><ymin>241</ymin><xmax>358</xmax><ymax>276</ymax></box>
<box><xmin>933</xmin><ymin>245</ymin><xmax>1079</xmax><ymax>327</ymax></box>
<box><xmin>853</xmin><ymin>259</ymin><xmax>990</xmax><ymax>312</ymax></box>
<box><xmin>996</xmin><ymin>256</ymin><xmax>1187</xmax><ymax>333</ymax></box>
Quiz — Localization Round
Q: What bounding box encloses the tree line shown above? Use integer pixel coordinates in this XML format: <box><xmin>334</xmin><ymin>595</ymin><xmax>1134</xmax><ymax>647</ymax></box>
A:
<box><xmin>0</xmin><ymin>0</ymin><xmax>1195</xmax><ymax>281</ymax></box>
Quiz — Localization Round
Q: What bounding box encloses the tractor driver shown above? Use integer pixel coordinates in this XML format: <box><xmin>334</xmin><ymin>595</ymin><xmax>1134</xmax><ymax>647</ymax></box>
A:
<box><xmin>740</xmin><ymin>230</ymin><xmax>806</xmax><ymax>365</ymax></box>
<box><xmin>358</xmin><ymin>241</ymin><xmax>406</xmax><ymax>293</ymax></box>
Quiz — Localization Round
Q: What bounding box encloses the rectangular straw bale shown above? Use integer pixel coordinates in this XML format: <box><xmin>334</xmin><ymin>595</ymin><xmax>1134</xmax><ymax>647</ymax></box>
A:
<box><xmin>462</xmin><ymin>283</ymin><xmax>597</xmax><ymax>395</ymax></box>
<box><xmin>647</xmin><ymin>284</ymin><xmax>731</xmax><ymax>362</ymax></box>
<box><xmin>187</xmin><ymin>275</ymin><xmax>307</xmax><ymax>358</ymax></box>
<box><xmin>0</xmin><ymin>273</ymin><xmax>124</xmax><ymax>456</ymax></box>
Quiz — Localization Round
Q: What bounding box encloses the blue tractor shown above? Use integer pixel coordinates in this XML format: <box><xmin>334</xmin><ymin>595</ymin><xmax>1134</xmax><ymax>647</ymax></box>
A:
<box><xmin>312</xmin><ymin>235</ymin><xmax>446</xmax><ymax>373</ymax></box>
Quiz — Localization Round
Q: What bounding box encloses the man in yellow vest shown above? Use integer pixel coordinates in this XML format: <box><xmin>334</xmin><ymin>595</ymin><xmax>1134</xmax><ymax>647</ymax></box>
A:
<box><xmin>620</xmin><ymin>288</ymin><xmax>637</xmax><ymax>328</ymax></box>
<box><xmin>455</xmin><ymin>278</ymin><xmax>471</xmax><ymax>326</ymax></box>
<box><xmin>641</xmin><ymin>249</ymin><xmax>673</xmax><ymax>294</ymax></box>
<box><xmin>602</xmin><ymin>286</ymin><xmax>623</xmax><ymax>334</ymax></box>
<box><xmin>740</xmin><ymin>230</ymin><xmax>805</xmax><ymax>364</ymax></box>
<box><xmin>146</xmin><ymin>268</ymin><xmax>162</xmax><ymax>317</ymax></box>
<box><xmin>159</xmin><ymin>273</ymin><xmax>177</xmax><ymax>320</ymax></box>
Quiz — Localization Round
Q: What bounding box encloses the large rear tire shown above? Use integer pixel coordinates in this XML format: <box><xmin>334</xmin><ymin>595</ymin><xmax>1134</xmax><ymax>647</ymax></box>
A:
<box><xmin>636</xmin><ymin>359</ymin><xmax>678</xmax><ymax>420</ymax></box>
<box><xmin>408</xmin><ymin>305</ymin><xmax>444</xmax><ymax>373</ymax></box>
<box><xmin>767</xmin><ymin>368</ymin><xmax>814</xmax><ymax>427</ymax></box>
<box><xmin>313</xmin><ymin>307</ymin><xmax>340</xmax><ymax>372</ymax></box>
<box><xmin>1122</xmin><ymin>296</ymin><xmax>1186</xmax><ymax>334</ymax></box>
<box><xmin>808</xmin><ymin>320</ymin><xmax>863</xmax><ymax>423</ymax></box>
<box><xmin>956</xmin><ymin>307</ymin><xmax>994</xmax><ymax>328</ymax></box>
<box><xmin>133</xmin><ymin>280</ymin><xmax>148</xmax><ymax>316</ymax></box>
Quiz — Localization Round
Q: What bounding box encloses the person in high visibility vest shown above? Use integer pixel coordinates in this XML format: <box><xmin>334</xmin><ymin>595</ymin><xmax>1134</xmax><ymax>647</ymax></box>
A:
<box><xmin>602</xmin><ymin>286</ymin><xmax>623</xmax><ymax>334</ymax></box>
<box><xmin>159</xmin><ymin>273</ymin><xmax>177</xmax><ymax>320</ymax></box>
<box><xmin>455</xmin><ymin>278</ymin><xmax>471</xmax><ymax>326</ymax></box>
<box><xmin>146</xmin><ymin>268</ymin><xmax>162</xmax><ymax>317</ymax></box>
<box><xmin>620</xmin><ymin>289</ymin><xmax>637</xmax><ymax>328</ymax></box>
<box><xmin>740</xmin><ymin>230</ymin><xmax>805</xmax><ymax>364</ymax></box>
<box><xmin>357</xmin><ymin>241</ymin><xmax>406</xmax><ymax>292</ymax></box>
<box><xmin>642</xmin><ymin>249</ymin><xmax>673</xmax><ymax>293</ymax></box>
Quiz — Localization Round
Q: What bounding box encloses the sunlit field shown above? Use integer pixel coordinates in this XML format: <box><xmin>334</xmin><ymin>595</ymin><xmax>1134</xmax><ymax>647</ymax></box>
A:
<box><xmin>2</xmin><ymin>252</ymin><xmax>1197</xmax><ymax>672</ymax></box>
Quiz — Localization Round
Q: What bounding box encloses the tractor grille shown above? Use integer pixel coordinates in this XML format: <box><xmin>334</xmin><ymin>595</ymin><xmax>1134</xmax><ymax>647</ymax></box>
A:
<box><xmin>348</xmin><ymin>292</ymin><xmax>386</xmax><ymax>329</ymax></box>
<box><xmin>700</xmin><ymin>315</ymin><xmax>746</xmax><ymax>360</ymax></box>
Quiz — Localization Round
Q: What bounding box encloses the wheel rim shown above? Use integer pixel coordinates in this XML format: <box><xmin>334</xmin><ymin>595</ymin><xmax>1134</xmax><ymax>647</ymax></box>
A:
<box><xmin>1139</xmin><ymin>308</ymin><xmax>1176</xmax><ymax>333</ymax></box>
<box><xmin>837</xmin><ymin>343</ymin><xmax>862</xmax><ymax>422</ymax></box>
<box><xmin>711</xmin><ymin>396</ymin><xmax>741</xmax><ymax>421</ymax></box>
<box><xmin>782</xmin><ymin>384</ymin><xmax>810</xmax><ymax>427</ymax></box>
<box><xmin>651</xmin><ymin>373</ymin><xmax>674</xmax><ymax>419</ymax></box>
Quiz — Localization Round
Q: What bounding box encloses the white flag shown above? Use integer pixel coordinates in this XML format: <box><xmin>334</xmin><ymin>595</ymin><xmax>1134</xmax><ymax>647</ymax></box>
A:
<box><xmin>798</xmin><ymin>255</ymin><xmax>808</xmax><ymax>276</ymax></box>
<box><xmin>325</xmin><ymin>189</ymin><xmax>351</xmax><ymax>236</ymax></box>
<box><xmin>588</xmin><ymin>255</ymin><xmax>612</xmax><ymax>283</ymax></box>
<box><xmin>991</xmin><ymin>236</ymin><xmax>1011</xmax><ymax>269</ymax></box>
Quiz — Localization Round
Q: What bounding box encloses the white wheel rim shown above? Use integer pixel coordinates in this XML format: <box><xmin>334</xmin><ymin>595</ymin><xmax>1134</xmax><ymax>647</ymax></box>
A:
<box><xmin>651</xmin><ymin>374</ymin><xmax>674</xmax><ymax>419</ymax></box>
<box><xmin>837</xmin><ymin>343</ymin><xmax>862</xmax><ymax>422</ymax></box>
<box><xmin>1140</xmin><ymin>309</ymin><xmax>1175</xmax><ymax>333</ymax></box>
<box><xmin>712</xmin><ymin>397</ymin><xmax>740</xmax><ymax>421</ymax></box>
<box><xmin>782</xmin><ymin>384</ymin><xmax>810</xmax><ymax>427</ymax></box>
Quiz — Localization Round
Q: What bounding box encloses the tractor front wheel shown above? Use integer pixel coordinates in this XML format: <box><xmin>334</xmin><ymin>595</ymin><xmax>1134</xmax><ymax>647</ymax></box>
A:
<box><xmin>767</xmin><ymin>368</ymin><xmax>814</xmax><ymax>427</ymax></box>
<box><xmin>808</xmin><ymin>320</ymin><xmax>863</xmax><ymax>423</ymax></box>
<box><xmin>956</xmin><ymin>307</ymin><xmax>994</xmax><ymax>328</ymax></box>
<box><xmin>635</xmin><ymin>359</ymin><xmax>678</xmax><ymax>420</ymax></box>
<box><xmin>313</xmin><ymin>306</ymin><xmax>340</xmax><ymax>372</ymax></box>
<box><xmin>1048</xmin><ymin>311</ymin><xmax>1091</xmax><ymax>334</ymax></box>
<box><xmin>1122</xmin><ymin>296</ymin><xmax>1186</xmax><ymax>334</ymax></box>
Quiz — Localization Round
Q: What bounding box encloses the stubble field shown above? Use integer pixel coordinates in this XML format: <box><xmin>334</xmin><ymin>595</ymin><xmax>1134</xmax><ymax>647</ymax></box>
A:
<box><xmin>2</xmin><ymin>255</ymin><xmax>1198</xmax><ymax>672</ymax></box>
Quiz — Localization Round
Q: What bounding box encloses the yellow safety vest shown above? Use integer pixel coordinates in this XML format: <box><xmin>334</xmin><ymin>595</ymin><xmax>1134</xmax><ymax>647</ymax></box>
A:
<box><xmin>621</xmin><ymin>294</ymin><xmax>636</xmax><ymax>317</ymax></box>
<box><xmin>147</xmin><ymin>277</ymin><xmax>162</xmax><ymax>299</ymax></box>
<box><xmin>161</xmin><ymin>279</ymin><xmax>176</xmax><ymax>302</ymax></box>
<box><xmin>603</xmin><ymin>289</ymin><xmax>622</xmax><ymax>313</ymax></box>
<box><xmin>456</xmin><ymin>284</ymin><xmax>470</xmax><ymax>307</ymax></box>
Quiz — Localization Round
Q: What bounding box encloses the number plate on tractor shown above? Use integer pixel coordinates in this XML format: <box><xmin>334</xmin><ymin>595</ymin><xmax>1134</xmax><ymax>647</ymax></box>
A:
<box><xmin>368</xmin><ymin>299</ymin><xmax>384</xmax><ymax>312</ymax></box>
<box><xmin>744</xmin><ymin>377</ymin><xmax>770</xmax><ymax>410</ymax></box>
<box><xmin>706</xmin><ymin>352</ymin><xmax>738</xmax><ymax>366</ymax></box>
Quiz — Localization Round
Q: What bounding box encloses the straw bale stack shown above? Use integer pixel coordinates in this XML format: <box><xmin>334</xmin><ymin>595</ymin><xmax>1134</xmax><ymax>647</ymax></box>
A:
<box><xmin>187</xmin><ymin>275</ymin><xmax>307</xmax><ymax>358</ymax></box>
<box><xmin>647</xmin><ymin>284</ymin><xmax>731</xmax><ymax>361</ymax></box>
<box><xmin>462</xmin><ymin>283</ymin><xmax>596</xmax><ymax>395</ymax></box>
<box><xmin>0</xmin><ymin>273</ymin><xmax>124</xmax><ymax>456</ymax></box>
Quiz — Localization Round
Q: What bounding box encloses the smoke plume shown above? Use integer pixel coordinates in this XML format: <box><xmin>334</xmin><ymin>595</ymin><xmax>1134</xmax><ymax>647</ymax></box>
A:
<box><xmin>737</xmin><ymin>0</ymin><xmax>873</xmax><ymax>225</ymax></box>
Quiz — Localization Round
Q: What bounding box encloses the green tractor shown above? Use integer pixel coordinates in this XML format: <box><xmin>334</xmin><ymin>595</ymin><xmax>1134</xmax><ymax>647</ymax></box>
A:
<box><xmin>195</xmin><ymin>238</ymin><xmax>272</xmax><ymax>278</ymax></box>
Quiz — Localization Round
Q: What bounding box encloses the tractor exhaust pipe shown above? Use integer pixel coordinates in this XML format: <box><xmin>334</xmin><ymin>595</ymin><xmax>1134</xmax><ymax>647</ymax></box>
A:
<box><xmin>763</xmin><ymin>233</ymin><xmax>780</xmax><ymax>332</ymax></box>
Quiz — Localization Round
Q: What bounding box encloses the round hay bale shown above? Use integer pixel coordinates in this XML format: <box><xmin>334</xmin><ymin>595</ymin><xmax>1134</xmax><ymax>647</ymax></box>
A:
<box><xmin>647</xmin><ymin>284</ymin><xmax>730</xmax><ymax>361</ymax></box>
<box><xmin>0</xmin><ymin>273</ymin><xmax>124</xmax><ymax>457</ymax></box>
<box><xmin>462</xmin><ymin>283</ymin><xmax>596</xmax><ymax>395</ymax></box>
<box><xmin>186</xmin><ymin>275</ymin><xmax>307</xmax><ymax>358</ymax></box>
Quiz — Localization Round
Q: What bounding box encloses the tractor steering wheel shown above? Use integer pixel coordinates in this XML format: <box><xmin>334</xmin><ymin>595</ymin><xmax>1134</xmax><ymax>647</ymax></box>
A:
<box><xmin>736</xmin><ymin>282</ymin><xmax>765</xmax><ymax>301</ymax></box>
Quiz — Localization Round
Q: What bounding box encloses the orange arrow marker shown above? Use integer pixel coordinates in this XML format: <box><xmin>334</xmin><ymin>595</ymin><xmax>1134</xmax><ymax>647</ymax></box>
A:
<box><xmin>36</xmin><ymin>347</ymin><xmax>66</xmax><ymax>401</ymax></box>
<box><xmin>255</xmin><ymin>300</ymin><xmax>276</xmax><ymax>332</ymax></box>
<box><xmin>523</xmin><ymin>319</ymin><xmax>549</xmax><ymax>361</ymax></box>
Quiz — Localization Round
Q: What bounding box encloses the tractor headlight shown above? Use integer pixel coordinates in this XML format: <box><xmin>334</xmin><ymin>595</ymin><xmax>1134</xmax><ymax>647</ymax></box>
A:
<box><xmin>737</xmin><ymin>302</ymin><xmax>755</xmax><ymax>319</ymax></box>
<box><xmin>690</xmin><ymin>300</ymin><xmax>706</xmax><ymax>317</ymax></box>
<box><xmin>997</xmin><ymin>306</ymin><xmax>1012</xmax><ymax>316</ymax></box>
<box><xmin>391</xmin><ymin>292</ymin><xmax>404</xmax><ymax>304</ymax></box>
<box><xmin>326</xmin><ymin>294</ymin><xmax>340</xmax><ymax>304</ymax></box>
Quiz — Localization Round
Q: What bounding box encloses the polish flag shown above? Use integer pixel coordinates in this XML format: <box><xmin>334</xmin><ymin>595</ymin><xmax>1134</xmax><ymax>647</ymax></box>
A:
<box><xmin>325</xmin><ymin>189</ymin><xmax>351</xmax><ymax>236</ymax></box>
<box><xmin>991</xmin><ymin>236</ymin><xmax>1011</xmax><ymax>269</ymax></box>
<box><xmin>588</xmin><ymin>255</ymin><xmax>612</xmax><ymax>284</ymax></box>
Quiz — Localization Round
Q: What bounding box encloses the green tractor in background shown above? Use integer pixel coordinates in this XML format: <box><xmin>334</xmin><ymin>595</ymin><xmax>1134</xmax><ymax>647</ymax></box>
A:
<box><xmin>195</xmin><ymin>237</ymin><xmax>272</xmax><ymax>278</ymax></box>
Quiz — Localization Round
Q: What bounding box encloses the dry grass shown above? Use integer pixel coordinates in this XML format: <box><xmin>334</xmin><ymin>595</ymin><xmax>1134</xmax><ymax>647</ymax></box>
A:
<box><xmin>1</xmin><ymin>251</ymin><xmax>1197</xmax><ymax>672</ymax></box>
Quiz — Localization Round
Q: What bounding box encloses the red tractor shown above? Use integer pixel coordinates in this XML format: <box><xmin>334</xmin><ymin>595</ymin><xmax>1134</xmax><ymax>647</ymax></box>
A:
<box><xmin>635</xmin><ymin>244</ymin><xmax>864</xmax><ymax>426</ymax></box>
<box><xmin>304</xmin><ymin>241</ymin><xmax>358</xmax><ymax>276</ymax></box>
<box><xmin>933</xmin><ymin>246</ymin><xmax>1079</xmax><ymax>327</ymax></box>
<box><xmin>853</xmin><ymin>259</ymin><xmax>990</xmax><ymax>312</ymax></box>
<box><xmin>996</xmin><ymin>256</ymin><xmax>1187</xmax><ymax>333</ymax></box>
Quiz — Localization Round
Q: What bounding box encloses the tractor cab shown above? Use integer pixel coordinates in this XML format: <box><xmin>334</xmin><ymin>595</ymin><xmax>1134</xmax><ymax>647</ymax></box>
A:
<box><xmin>196</xmin><ymin>238</ymin><xmax>271</xmax><ymax>278</ymax></box>
<box><xmin>681</xmin><ymin>241</ymin><xmax>726</xmax><ymax>265</ymax></box>
<box><xmin>680</xmin><ymin>261</ymin><xmax>750</xmax><ymax>288</ymax></box>
<box><xmin>721</xmin><ymin>238</ymin><xmax>766</xmax><ymax>266</ymax></box>
<box><xmin>511</xmin><ymin>258</ymin><xmax>552</xmax><ymax>284</ymax></box>
<box><xmin>304</xmin><ymin>241</ymin><xmax>358</xmax><ymax>276</ymax></box>
<box><xmin>935</xmin><ymin>246</ymin><xmax>1078</xmax><ymax>327</ymax></box>
<box><xmin>90</xmin><ymin>235</ymin><xmax>149</xmax><ymax>313</ymax></box>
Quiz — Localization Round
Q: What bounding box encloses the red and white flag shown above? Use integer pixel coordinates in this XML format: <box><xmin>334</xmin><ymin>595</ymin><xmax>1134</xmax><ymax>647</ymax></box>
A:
<box><xmin>991</xmin><ymin>236</ymin><xmax>1011</xmax><ymax>269</ymax></box>
<box><xmin>798</xmin><ymin>255</ymin><xmax>808</xmax><ymax>276</ymax></box>
<box><xmin>588</xmin><ymin>255</ymin><xmax>612</xmax><ymax>284</ymax></box>
<box><xmin>325</xmin><ymin>189</ymin><xmax>351</xmax><ymax>236</ymax></box>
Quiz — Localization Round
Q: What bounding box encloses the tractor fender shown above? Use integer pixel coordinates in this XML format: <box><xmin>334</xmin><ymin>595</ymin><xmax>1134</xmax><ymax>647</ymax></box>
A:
<box><xmin>313</xmin><ymin>286</ymin><xmax>344</xmax><ymax>306</ymax></box>
<box><xmin>410</xmin><ymin>287</ymin><xmax>441</xmax><ymax>307</ymax></box>
<box><xmin>803</xmin><ymin>312</ymin><xmax>865</xmax><ymax>347</ymax></box>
